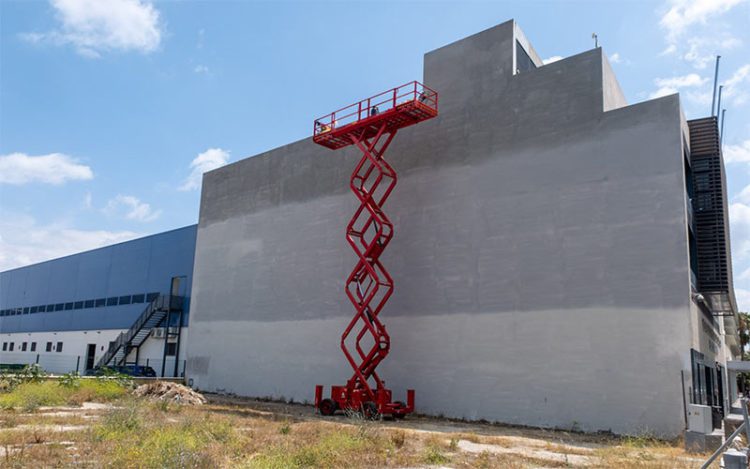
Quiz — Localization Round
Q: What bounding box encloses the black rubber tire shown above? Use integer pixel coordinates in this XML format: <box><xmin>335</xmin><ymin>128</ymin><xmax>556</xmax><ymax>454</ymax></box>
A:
<box><xmin>319</xmin><ymin>398</ymin><xmax>336</xmax><ymax>416</ymax></box>
<box><xmin>393</xmin><ymin>401</ymin><xmax>407</xmax><ymax>419</ymax></box>
<box><xmin>362</xmin><ymin>401</ymin><xmax>379</xmax><ymax>420</ymax></box>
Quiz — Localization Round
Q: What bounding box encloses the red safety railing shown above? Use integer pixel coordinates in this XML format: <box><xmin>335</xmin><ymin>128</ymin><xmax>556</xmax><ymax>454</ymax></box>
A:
<box><xmin>313</xmin><ymin>81</ymin><xmax>437</xmax><ymax>137</ymax></box>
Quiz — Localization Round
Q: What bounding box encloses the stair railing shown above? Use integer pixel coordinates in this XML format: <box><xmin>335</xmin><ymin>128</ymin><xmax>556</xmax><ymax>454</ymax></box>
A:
<box><xmin>701</xmin><ymin>398</ymin><xmax>750</xmax><ymax>468</ymax></box>
<box><xmin>95</xmin><ymin>295</ymin><xmax>183</xmax><ymax>368</ymax></box>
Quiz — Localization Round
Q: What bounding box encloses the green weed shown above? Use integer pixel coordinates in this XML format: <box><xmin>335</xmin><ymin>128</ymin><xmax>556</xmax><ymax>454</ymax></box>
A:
<box><xmin>0</xmin><ymin>378</ymin><xmax>127</xmax><ymax>411</ymax></box>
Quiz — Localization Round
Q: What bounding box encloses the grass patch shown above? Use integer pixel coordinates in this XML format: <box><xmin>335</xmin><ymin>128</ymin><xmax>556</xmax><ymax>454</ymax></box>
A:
<box><xmin>248</xmin><ymin>426</ymin><xmax>389</xmax><ymax>469</ymax></box>
<box><xmin>90</xmin><ymin>401</ymin><xmax>242</xmax><ymax>468</ymax></box>
<box><xmin>422</xmin><ymin>443</ymin><xmax>450</xmax><ymax>465</ymax></box>
<box><xmin>0</xmin><ymin>379</ymin><xmax>127</xmax><ymax>411</ymax></box>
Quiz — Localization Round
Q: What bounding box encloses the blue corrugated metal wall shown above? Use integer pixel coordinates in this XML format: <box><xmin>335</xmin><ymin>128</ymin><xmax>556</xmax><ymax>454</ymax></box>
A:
<box><xmin>0</xmin><ymin>225</ymin><xmax>197</xmax><ymax>333</ymax></box>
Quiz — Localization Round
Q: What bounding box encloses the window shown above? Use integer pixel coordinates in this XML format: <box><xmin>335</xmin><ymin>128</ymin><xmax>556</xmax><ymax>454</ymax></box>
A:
<box><xmin>132</xmin><ymin>294</ymin><xmax>145</xmax><ymax>304</ymax></box>
<box><xmin>74</xmin><ymin>301</ymin><xmax>84</xmax><ymax>309</ymax></box>
<box><xmin>30</xmin><ymin>342</ymin><xmax>36</xmax><ymax>352</ymax></box>
<box><xmin>695</xmin><ymin>172</ymin><xmax>711</xmax><ymax>192</ymax></box>
<box><xmin>106</xmin><ymin>297</ymin><xmax>118</xmax><ymax>306</ymax></box>
<box><xmin>95</xmin><ymin>298</ymin><xmax>106</xmax><ymax>308</ymax></box>
<box><xmin>46</xmin><ymin>305</ymin><xmax>55</xmax><ymax>312</ymax></box>
<box><xmin>146</xmin><ymin>292</ymin><xmax>159</xmax><ymax>302</ymax></box>
<box><xmin>55</xmin><ymin>303</ymin><xmax>64</xmax><ymax>311</ymax></box>
<box><xmin>118</xmin><ymin>295</ymin><xmax>132</xmax><ymax>305</ymax></box>
<box><xmin>165</xmin><ymin>342</ymin><xmax>177</xmax><ymax>356</ymax></box>
<box><xmin>46</xmin><ymin>342</ymin><xmax>52</xmax><ymax>352</ymax></box>
<box><xmin>23</xmin><ymin>307</ymin><xmax>29</xmax><ymax>314</ymax></box>
<box><xmin>30</xmin><ymin>306</ymin><xmax>38</xmax><ymax>314</ymax></box>
<box><xmin>21</xmin><ymin>342</ymin><xmax>27</xmax><ymax>352</ymax></box>
<box><xmin>64</xmin><ymin>302</ymin><xmax>74</xmax><ymax>310</ymax></box>
<box><xmin>84</xmin><ymin>300</ymin><xmax>94</xmax><ymax>309</ymax></box>
<box><xmin>9</xmin><ymin>342</ymin><xmax>14</xmax><ymax>351</ymax></box>
<box><xmin>2</xmin><ymin>343</ymin><xmax>6</xmax><ymax>351</ymax></box>
<box><xmin>56</xmin><ymin>342</ymin><xmax>63</xmax><ymax>353</ymax></box>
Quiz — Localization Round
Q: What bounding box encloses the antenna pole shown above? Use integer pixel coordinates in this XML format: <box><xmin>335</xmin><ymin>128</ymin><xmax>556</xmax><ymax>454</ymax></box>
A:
<box><xmin>720</xmin><ymin>109</ymin><xmax>727</xmax><ymax>148</ymax></box>
<box><xmin>711</xmin><ymin>56</ymin><xmax>721</xmax><ymax>117</ymax></box>
<box><xmin>716</xmin><ymin>85</ymin><xmax>723</xmax><ymax>121</ymax></box>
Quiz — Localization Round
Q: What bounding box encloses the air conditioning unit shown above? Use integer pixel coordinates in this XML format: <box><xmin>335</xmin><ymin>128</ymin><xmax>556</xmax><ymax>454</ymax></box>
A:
<box><xmin>151</xmin><ymin>328</ymin><xmax>165</xmax><ymax>339</ymax></box>
<box><xmin>687</xmin><ymin>404</ymin><xmax>713</xmax><ymax>433</ymax></box>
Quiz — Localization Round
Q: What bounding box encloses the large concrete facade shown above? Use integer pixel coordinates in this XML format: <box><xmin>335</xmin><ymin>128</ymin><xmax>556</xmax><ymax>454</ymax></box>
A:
<box><xmin>186</xmin><ymin>21</ymin><xmax>726</xmax><ymax>436</ymax></box>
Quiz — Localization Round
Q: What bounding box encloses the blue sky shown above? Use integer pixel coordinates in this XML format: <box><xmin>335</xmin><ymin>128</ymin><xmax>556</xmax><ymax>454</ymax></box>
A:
<box><xmin>2</xmin><ymin>0</ymin><xmax>750</xmax><ymax>306</ymax></box>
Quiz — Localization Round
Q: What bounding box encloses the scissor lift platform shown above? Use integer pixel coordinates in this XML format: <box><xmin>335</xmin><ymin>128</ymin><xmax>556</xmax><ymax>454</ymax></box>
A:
<box><xmin>312</xmin><ymin>81</ymin><xmax>438</xmax><ymax>419</ymax></box>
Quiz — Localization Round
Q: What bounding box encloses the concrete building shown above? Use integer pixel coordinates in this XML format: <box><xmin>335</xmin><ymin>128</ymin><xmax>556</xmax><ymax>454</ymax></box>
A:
<box><xmin>0</xmin><ymin>225</ymin><xmax>196</xmax><ymax>376</ymax></box>
<box><xmin>185</xmin><ymin>20</ymin><xmax>739</xmax><ymax>437</ymax></box>
<box><xmin>0</xmin><ymin>20</ymin><xmax>739</xmax><ymax>438</ymax></box>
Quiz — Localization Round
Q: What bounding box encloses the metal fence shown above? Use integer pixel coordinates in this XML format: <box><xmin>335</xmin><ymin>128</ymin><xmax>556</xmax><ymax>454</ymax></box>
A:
<box><xmin>1</xmin><ymin>352</ymin><xmax>186</xmax><ymax>377</ymax></box>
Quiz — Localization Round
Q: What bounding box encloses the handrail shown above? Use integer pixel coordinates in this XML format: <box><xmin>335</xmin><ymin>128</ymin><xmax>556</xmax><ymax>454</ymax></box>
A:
<box><xmin>700</xmin><ymin>398</ymin><xmax>750</xmax><ymax>468</ymax></box>
<box><xmin>95</xmin><ymin>294</ymin><xmax>183</xmax><ymax>368</ymax></box>
<box><xmin>313</xmin><ymin>81</ymin><xmax>438</xmax><ymax>137</ymax></box>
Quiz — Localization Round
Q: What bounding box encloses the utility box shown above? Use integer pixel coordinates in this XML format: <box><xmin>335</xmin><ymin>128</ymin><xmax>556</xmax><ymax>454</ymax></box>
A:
<box><xmin>688</xmin><ymin>404</ymin><xmax>714</xmax><ymax>433</ymax></box>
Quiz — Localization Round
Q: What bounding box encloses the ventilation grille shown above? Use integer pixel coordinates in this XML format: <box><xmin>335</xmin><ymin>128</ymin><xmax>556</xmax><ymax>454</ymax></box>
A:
<box><xmin>688</xmin><ymin>117</ymin><xmax>735</xmax><ymax>315</ymax></box>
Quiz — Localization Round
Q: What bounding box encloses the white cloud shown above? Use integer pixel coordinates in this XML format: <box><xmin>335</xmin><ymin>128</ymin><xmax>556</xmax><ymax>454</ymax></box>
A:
<box><xmin>660</xmin><ymin>0</ymin><xmax>745</xmax><ymax>42</ymax></box>
<box><xmin>83</xmin><ymin>192</ymin><xmax>93</xmax><ymax>209</ymax></box>
<box><xmin>0</xmin><ymin>152</ymin><xmax>93</xmax><ymax>185</ymax></box>
<box><xmin>736</xmin><ymin>185</ymin><xmax>750</xmax><ymax>204</ymax></box>
<box><xmin>197</xmin><ymin>28</ymin><xmax>205</xmax><ymax>49</ymax></box>
<box><xmin>609</xmin><ymin>52</ymin><xmax>622</xmax><ymax>64</ymax></box>
<box><xmin>736</xmin><ymin>288</ymin><xmax>750</xmax><ymax>312</ymax></box>
<box><xmin>658</xmin><ymin>1</ymin><xmax>745</xmax><ymax>70</ymax></box>
<box><xmin>180</xmin><ymin>148</ymin><xmax>230</xmax><ymax>191</ymax></box>
<box><xmin>660</xmin><ymin>44</ymin><xmax>678</xmax><ymax>56</ymax></box>
<box><xmin>738</xmin><ymin>267</ymin><xmax>750</xmax><ymax>282</ymax></box>
<box><xmin>680</xmin><ymin>36</ymin><xmax>741</xmax><ymax>69</ymax></box>
<box><xmin>685</xmin><ymin>89</ymin><xmax>713</xmax><ymax>105</ymax></box>
<box><xmin>730</xmin><ymin>202</ymin><xmax>750</xmax><ymax>261</ymax></box>
<box><xmin>722</xmin><ymin>64</ymin><xmax>750</xmax><ymax>106</ymax></box>
<box><xmin>0</xmin><ymin>213</ymin><xmax>138</xmax><ymax>272</ymax></box>
<box><xmin>725</xmin><ymin>140</ymin><xmax>750</xmax><ymax>164</ymax></box>
<box><xmin>542</xmin><ymin>56</ymin><xmax>563</xmax><ymax>65</ymax></box>
<box><xmin>193</xmin><ymin>64</ymin><xmax>209</xmax><ymax>74</ymax></box>
<box><xmin>103</xmin><ymin>194</ymin><xmax>161</xmax><ymax>222</ymax></box>
<box><xmin>21</xmin><ymin>0</ymin><xmax>162</xmax><ymax>58</ymax></box>
<box><xmin>649</xmin><ymin>73</ymin><xmax>708</xmax><ymax>99</ymax></box>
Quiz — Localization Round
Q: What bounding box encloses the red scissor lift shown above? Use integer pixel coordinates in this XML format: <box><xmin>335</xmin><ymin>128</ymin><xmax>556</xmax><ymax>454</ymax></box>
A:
<box><xmin>312</xmin><ymin>81</ymin><xmax>438</xmax><ymax>418</ymax></box>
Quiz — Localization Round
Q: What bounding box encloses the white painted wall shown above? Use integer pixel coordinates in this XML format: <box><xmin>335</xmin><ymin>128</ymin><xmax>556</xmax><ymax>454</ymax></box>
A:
<box><xmin>0</xmin><ymin>328</ymin><xmax>188</xmax><ymax>376</ymax></box>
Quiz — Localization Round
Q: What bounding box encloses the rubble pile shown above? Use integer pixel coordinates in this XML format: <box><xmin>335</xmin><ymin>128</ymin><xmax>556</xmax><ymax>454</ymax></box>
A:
<box><xmin>133</xmin><ymin>381</ymin><xmax>207</xmax><ymax>405</ymax></box>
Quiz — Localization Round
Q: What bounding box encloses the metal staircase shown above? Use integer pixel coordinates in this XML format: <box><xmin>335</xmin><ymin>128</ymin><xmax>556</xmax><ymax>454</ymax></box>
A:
<box><xmin>95</xmin><ymin>294</ymin><xmax>182</xmax><ymax>369</ymax></box>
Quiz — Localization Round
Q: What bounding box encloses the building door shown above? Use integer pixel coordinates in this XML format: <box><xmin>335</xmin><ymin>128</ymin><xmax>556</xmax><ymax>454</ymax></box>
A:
<box><xmin>85</xmin><ymin>344</ymin><xmax>96</xmax><ymax>371</ymax></box>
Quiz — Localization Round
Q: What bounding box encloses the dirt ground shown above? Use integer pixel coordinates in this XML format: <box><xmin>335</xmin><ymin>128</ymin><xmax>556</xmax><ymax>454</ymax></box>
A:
<box><xmin>205</xmin><ymin>394</ymin><xmax>710</xmax><ymax>468</ymax></box>
<box><xmin>0</xmin><ymin>391</ymin><xmax>716</xmax><ymax>468</ymax></box>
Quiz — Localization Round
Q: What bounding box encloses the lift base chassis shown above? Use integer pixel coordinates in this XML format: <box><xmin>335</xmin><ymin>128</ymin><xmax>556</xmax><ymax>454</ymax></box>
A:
<box><xmin>315</xmin><ymin>384</ymin><xmax>415</xmax><ymax>418</ymax></box>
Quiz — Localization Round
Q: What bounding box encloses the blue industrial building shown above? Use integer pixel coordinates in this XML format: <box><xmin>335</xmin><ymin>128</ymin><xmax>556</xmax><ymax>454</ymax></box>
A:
<box><xmin>0</xmin><ymin>225</ymin><xmax>196</xmax><ymax>376</ymax></box>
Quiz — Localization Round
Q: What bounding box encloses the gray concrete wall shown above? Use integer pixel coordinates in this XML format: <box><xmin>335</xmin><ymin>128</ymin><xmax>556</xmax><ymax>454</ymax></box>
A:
<box><xmin>188</xmin><ymin>22</ymin><xmax>692</xmax><ymax>436</ymax></box>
